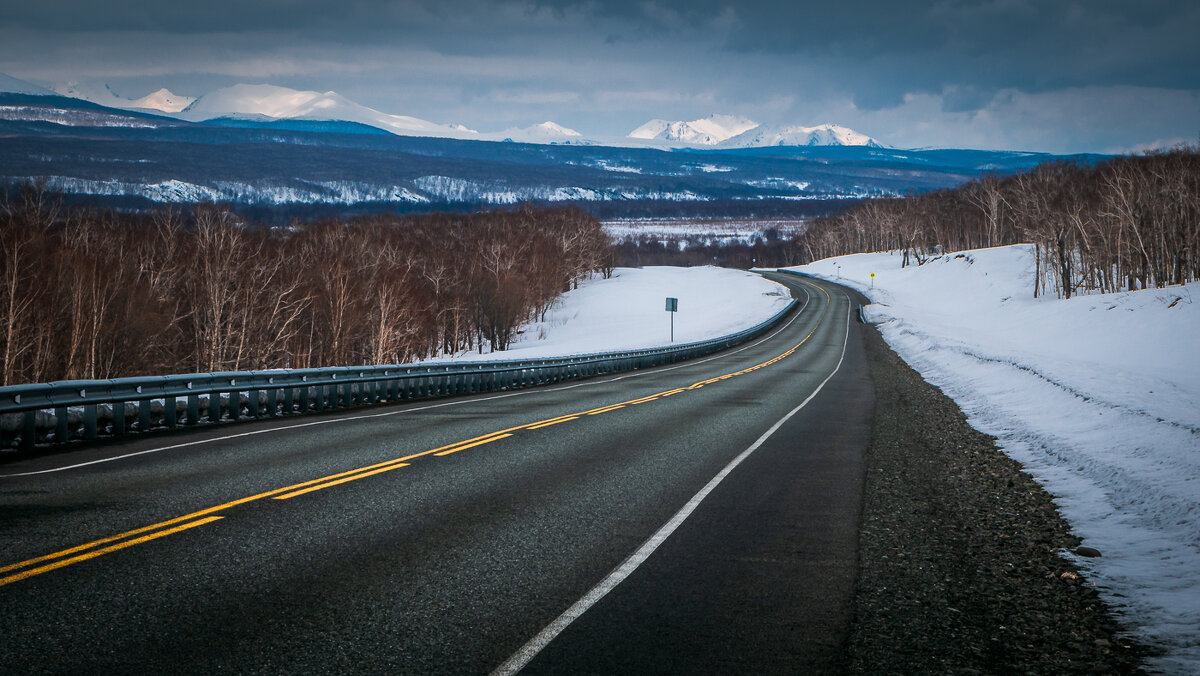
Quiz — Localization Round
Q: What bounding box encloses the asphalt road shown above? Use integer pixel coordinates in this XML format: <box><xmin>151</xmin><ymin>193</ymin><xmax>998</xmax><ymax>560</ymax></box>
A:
<box><xmin>0</xmin><ymin>273</ymin><xmax>874</xmax><ymax>675</ymax></box>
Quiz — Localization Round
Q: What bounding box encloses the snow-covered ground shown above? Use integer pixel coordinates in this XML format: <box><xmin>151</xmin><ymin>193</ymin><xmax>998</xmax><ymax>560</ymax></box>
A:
<box><xmin>783</xmin><ymin>245</ymin><xmax>1200</xmax><ymax>673</ymax></box>
<box><xmin>426</xmin><ymin>266</ymin><xmax>792</xmax><ymax>362</ymax></box>
<box><xmin>603</xmin><ymin>218</ymin><xmax>806</xmax><ymax>246</ymax></box>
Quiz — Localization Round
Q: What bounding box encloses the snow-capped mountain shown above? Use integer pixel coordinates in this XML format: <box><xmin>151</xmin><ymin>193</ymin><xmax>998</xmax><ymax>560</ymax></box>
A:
<box><xmin>489</xmin><ymin>121</ymin><xmax>590</xmax><ymax>144</ymax></box>
<box><xmin>179</xmin><ymin>84</ymin><xmax>478</xmax><ymax>139</ymax></box>
<box><xmin>53</xmin><ymin>82</ymin><xmax>196</xmax><ymax>113</ymax></box>
<box><xmin>629</xmin><ymin>115</ymin><xmax>882</xmax><ymax>149</ymax></box>
<box><xmin>0</xmin><ymin>72</ymin><xmax>54</xmax><ymax>96</ymax></box>
<box><xmin>129</xmin><ymin>88</ymin><xmax>195</xmax><ymax>113</ymax></box>
<box><xmin>720</xmin><ymin>123</ymin><xmax>882</xmax><ymax>148</ymax></box>
<box><xmin>628</xmin><ymin>115</ymin><xmax>759</xmax><ymax>146</ymax></box>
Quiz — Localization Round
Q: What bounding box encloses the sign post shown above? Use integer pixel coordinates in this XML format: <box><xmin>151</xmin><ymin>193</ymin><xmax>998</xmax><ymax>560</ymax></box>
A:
<box><xmin>665</xmin><ymin>297</ymin><xmax>678</xmax><ymax>342</ymax></box>
<box><xmin>869</xmin><ymin>272</ymin><xmax>875</xmax><ymax>289</ymax></box>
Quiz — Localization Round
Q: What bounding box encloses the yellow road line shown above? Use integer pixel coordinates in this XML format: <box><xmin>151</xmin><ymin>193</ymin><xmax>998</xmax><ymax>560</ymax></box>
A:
<box><xmin>273</xmin><ymin>463</ymin><xmax>411</xmax><ymax>500</ymax></box>
<box><xmin>526</xmin><ymin>417</ymin><xmax>579</xmax><ymax>430</ymax></box>
<box><xmin>1</xmin><ymin>279</ymin><xmax>835</xmax><ymax>586</ymax></box>
<box><xmin>434</xmin><ymin>433</ymin><xmax>513</xmax><ymax>456</ymax></box>
<box><xmin>0</xmin><ymin>516</ymin><xmax>223</xmax><ymax>588</ymax></box>
<box><xmin>626</xmin><ymin>395</ymin><xmax>661</xmax><ymax>405</ymax></box>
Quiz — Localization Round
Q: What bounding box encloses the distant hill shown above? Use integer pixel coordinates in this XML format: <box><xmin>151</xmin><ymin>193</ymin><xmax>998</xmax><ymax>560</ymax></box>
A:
<box><xmin>0</xmin><ymin>91</ymin><xmax>1105</xmax><ymax>219</ymax></box>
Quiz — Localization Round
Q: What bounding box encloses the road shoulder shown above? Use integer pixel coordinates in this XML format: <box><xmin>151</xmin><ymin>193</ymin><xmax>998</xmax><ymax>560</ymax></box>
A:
<box><xmin>849</xmin><ymin>324</ymin><xmax>1149</xmax><ymax>673</ymax></box>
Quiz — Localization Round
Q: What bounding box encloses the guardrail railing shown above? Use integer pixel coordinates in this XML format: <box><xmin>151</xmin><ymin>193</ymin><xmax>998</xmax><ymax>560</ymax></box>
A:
<box><xmin>0</xmin><ymin>299</ymin><xmax>796</xmax><ymax>451</ymax></box>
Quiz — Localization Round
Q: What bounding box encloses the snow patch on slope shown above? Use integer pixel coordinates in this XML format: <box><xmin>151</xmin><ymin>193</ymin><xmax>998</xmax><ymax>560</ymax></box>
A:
<box><xmin>785</xmin><ymin>245</ymin><xmax>1200</xmax><ymax>673</ymax></box>
<box><xmin>424</xmin><ymin>266</ymin><xmax>792</xmax><ymax>362</ymax></box>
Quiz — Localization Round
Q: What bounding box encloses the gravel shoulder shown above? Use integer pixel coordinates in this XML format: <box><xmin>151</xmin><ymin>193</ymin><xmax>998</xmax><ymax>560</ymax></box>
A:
<box><xmin>848</xmin><ymin>323</ymin><xmax>1149</xmax><ymax>674</ymax></box>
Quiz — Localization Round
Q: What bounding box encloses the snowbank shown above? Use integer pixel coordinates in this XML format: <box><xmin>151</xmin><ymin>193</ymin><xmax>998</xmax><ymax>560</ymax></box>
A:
<box><xmin>427</xmin><ymin>266</ymin><xmax>792</xmax><ymax>362</ymax></box>
<box><xmin>785</xmin><ymin>245</ymin><xmax>1200</xmax><ymax>673</ymax></box>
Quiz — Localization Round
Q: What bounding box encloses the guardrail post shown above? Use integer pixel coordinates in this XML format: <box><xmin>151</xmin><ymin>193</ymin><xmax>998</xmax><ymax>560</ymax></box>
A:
<box><xmin>267</xmin><ymin>388</ymin><xmax>278</xmax><ymax>417</ymax></box>
<box><xmin>21</xmin><ymin>410</ymin><xmax>36</xmax><ymax>450</ymax></box>
<box><xmin>247</xmin><ymin>389</ymin><xmax>260</xmax><ymax>417</ymax></box>
<box><xmin>227</xmin><ymin>391</ymin><xmax>239</xmax><ymax>421</ymax></box>
<box><xmin>207</xmin><ymin>394</ymin><xmax>220</xmax><ymax>423</ymax></box>
<box><xmin>164</xmin><ymin>396</ymin><xmax>177</xmax><ymax>427</ymax></box>
<box><xmin>298</xmin><ymin>386</ymin><xmax>309</xmax><ymax>413</ymax></box>
<box><xmin>55</xmin><ymin>406</ymin><xmax>68</xmax><ymax>443</ymax></box>
<box><xmin>112</xmin><ymin>402</ymin><xmax>125</xmax><ymax>437</ymax></box>
<box><xmin>140</xmin><ymin>398</ymin><xmax>154</xmax><ymax>430</ymax></box>
<box><xmin>187</xmin><ymin>394</ymin><xmax>200</xmax><ymax>424</ymax></box>
<box><xmin>83</xmin><ymin>404</ymin><xmax>98</xmax><ymax>439</ymax></box>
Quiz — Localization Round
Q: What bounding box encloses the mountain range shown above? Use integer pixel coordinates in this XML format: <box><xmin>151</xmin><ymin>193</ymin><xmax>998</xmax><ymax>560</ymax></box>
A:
<box><xmin>18</xmin><ymin>74</ymin><xmax>879</xmax><ymax>149</ymax></box>
<box><xmin>0</xmin><ymin>71</ymin><xmax>1106</xmax><ymax>217</ymax></box>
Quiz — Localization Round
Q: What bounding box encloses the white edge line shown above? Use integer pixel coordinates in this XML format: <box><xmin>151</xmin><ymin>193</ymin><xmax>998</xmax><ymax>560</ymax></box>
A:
<box><xmin>490</xmin><ymin>294</ymin><xmax>851</xmax><ymax>676</ymax></box>
<box><xmin>1</xmin><ymin>287</ymin><xmax>813</xmax><ymax>478</ymax></box>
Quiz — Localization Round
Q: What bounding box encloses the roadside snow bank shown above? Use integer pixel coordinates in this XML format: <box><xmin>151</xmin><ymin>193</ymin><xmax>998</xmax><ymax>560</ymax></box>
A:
<box><xmin>428</xmin><ymin>266</ymin><xmax>792</xmax><ymax>362</ymax></box>
<box><xmin>786</xmin><ymin>244</ymin><xmax>1200</xmax><ymax>673</ymax></box>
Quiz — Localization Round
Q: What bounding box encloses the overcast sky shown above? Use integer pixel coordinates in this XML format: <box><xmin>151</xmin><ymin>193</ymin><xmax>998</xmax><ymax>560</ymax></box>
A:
<box><xmin>2</xmin><ymin>0</ymin><xmax>1197</xmax><ymax>153</ymax></box>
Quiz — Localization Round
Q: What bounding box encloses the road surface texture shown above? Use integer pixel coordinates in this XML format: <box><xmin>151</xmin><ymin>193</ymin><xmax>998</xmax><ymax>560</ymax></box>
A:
<box><xmin>0</xmin><ymin>275</ymin><xmax>873</xmax><ymax>674</ymax></box>
<box><xmin>0</xmin><ymin>273</ymin><xmax>1145</xmax><ymax>674</ymax></box>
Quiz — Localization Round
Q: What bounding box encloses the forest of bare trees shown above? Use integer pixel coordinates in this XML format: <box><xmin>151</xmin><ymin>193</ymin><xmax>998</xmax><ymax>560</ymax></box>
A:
<box><xmin>0</xmin><ymin>191</ymin><xmax>612</xmax><ymax>386</ymax></box>
<box><xmin>797</xmin><ymin>147</ymin><xmax>1200</xmax><ymax>298</ymax></box>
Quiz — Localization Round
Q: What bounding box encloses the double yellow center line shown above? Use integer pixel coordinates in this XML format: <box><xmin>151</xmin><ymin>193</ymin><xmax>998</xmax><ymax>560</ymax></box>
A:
<box><xmin>0</xmin><ymin>282</ymin><xmax>832</xmax><ymax>588</ymax></box>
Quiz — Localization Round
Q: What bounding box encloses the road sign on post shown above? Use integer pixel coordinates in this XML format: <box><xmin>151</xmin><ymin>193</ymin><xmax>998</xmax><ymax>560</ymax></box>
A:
<box><xmin>665</xmin><ymin>297</ymin><xmax>678</xmax><ymax>342</ymax></box>
<box><xmin>869</xmin><ymin>272</ymin><xmax>875</xmax><ymax>289</ymax></box>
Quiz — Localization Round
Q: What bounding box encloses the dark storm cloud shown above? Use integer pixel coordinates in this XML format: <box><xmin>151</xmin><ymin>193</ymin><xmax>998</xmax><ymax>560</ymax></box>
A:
<box><xmin>1</xmin><ymin>0</ymin><xmax>1197</xmax><ymax>152</ymax></box>
<box><xmin>537</xmin><ymin>0</ymin><xmax>1200</xmax><ymax>109</ymax></box>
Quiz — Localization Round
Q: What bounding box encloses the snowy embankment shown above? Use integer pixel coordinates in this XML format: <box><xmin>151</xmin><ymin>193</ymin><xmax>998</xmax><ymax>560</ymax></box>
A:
<box><xmin>784</xmin><ymin>245</ymin><xmax>1199</xmax><ymax>673</ymax></box>
<box><xmin>428</xmin><ymin>266</ymin><xmax>792</xmax><ymax>362</ymax></box>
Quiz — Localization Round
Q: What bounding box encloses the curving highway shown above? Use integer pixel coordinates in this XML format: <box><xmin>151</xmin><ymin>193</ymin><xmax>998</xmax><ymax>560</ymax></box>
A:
<box><xmin>0</xmin><ymin>274</ymin><xmax>873</xmax><ymax>674</ymax></box>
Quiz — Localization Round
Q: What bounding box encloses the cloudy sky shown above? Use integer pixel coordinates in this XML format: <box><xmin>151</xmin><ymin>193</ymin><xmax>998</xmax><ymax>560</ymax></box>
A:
<box><xmin>2</xmin><ymin>0</ymin><xmax>1197</xmax><ymax>153</ymax></box>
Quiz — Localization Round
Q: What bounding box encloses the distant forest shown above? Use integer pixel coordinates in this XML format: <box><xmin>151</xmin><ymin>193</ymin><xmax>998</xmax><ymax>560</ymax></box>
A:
<box><xmin>0</xmin><ymin>190</ymin><xmax>611</xmax><ymax>385</ymax></box>
<box><xmin>797</xmin><ymin>147</ymin><xmax>1200</xmax><ymax>298</ymax></box>
<box><xmin>3</xmin><ymin>146</ymin><xmax>1194</xmax><ymax>384</ymax></box>
<box><xmin>614</xmin><ymin>147</ymin><xmax>1200</xmax><ymax>299</ymax></box>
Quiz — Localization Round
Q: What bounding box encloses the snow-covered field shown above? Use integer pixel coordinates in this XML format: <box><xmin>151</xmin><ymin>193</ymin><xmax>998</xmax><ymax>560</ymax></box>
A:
<box><xmin>426</xmin><ymin>266</ymin><xmax>793</xmax><ymax>362</ymax></box>
<box><xmin>603</xmin><ymin>218</ymin><xmax>806</xmax><ymax>246</ymax></box>
<box><xmin>784</xmin><ymin>245</ymin><xmax>1199</xmax><ymax>673</ymax></box>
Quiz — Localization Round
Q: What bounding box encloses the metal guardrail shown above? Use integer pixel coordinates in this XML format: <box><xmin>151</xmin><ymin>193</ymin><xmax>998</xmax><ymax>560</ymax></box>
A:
<box><xmin>0</xmin><ymin>299</ymin><xmax>797</xmax><ymax>451</ymax></box>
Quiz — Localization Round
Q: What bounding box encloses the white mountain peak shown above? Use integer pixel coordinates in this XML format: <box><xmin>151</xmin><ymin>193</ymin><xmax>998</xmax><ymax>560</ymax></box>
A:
<box><xmin>719</xmin><ymin>123</ymin><xmax>882</xmax><ymax>148</ymax></box>
<box><xmin>630</xmin><ymin>114</ymin><xmax>881</xmax><ymax>148</ymax></box>
<box><xmin>629</xmin><ymin>114</ymin><xmax>759</xmax><ymax>145</ymax></box>
<box><xmin>129</xmin><ymin>88</ymin><xmax>195</xmax><ymax>113</ymax></box>
<box><xmin>0</xmin><ymin>72</ymin><xmax>54</xmax><ymax>96</ymax></box>
<box><xmin>51</xmin><ymin>81</ymin><xmax>196</xmax><ymax>113</ymax></box>
<box><xmin>180</xmin><ymin>83</ymin><xmax>479</xmax><ymax>138</ymax></box>
<box><xmin>485</xmin><ymin>120</ymin><xmax>590</xmax><ymax>145</ymax></box>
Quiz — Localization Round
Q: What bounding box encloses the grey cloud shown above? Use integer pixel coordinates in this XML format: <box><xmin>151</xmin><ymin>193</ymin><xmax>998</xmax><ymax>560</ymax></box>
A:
<box><xmin>0</xmin><ymin>0</ymin><xmax>1196</xmax><ymax>152</ymax></box>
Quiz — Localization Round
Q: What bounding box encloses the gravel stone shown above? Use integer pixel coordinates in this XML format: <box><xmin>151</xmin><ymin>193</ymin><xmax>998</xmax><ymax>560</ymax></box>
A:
<box><xmin>848</xmin><ymin>325</ymin><xmax>1149</xmax><ymax>674</ymax></box>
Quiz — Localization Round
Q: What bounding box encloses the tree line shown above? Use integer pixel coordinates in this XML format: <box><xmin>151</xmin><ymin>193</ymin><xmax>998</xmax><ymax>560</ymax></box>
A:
<box><xmin>0</xmin><ymin>190</ymin><xmax>612</xmax><ymax>386</ymax></box>
<box><xmin>797</xmin><ymin>147</ymin><xmax>1200</xmax><ymax>298</ymax></box>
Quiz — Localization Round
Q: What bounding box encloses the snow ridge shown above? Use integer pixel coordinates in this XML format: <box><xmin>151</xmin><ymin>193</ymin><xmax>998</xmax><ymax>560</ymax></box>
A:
<box><xmin>180</xmin><ymin>84</ymin><xmax>479</xmax><ymax>139</ymax></box>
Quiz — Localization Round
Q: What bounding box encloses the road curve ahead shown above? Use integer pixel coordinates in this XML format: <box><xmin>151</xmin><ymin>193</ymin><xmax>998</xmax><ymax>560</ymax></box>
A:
<box><xmin>0</xmin><ymin>274</ymin><xmax>873</xmax><ymax>675</ymax></box>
